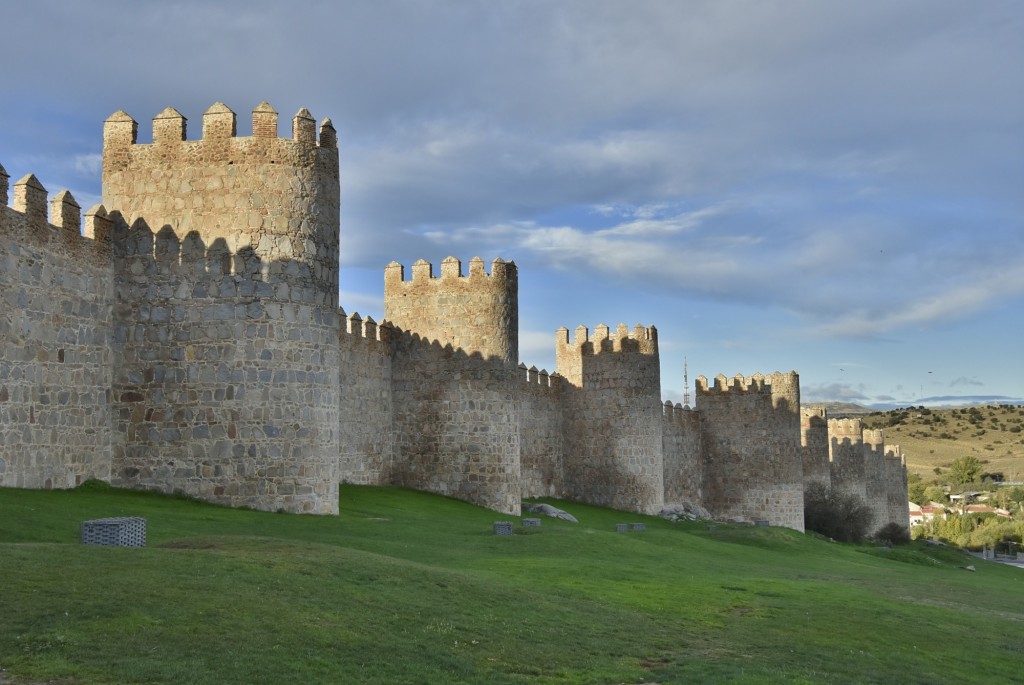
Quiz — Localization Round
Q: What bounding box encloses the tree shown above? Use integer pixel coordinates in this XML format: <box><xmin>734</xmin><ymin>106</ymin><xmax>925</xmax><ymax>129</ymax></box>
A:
<box><xmin>907</xmin><ymin>473</ymin><xmax>927</xmax><ymax>505</ymax></box>
<box><xmin>949</xmin><ymin>456</ymin><xmax>983</xmax><ymax>485</ymax></box>
<box><xmin>922</xmin><ymin>485</ymin><xmax>947</xmax><ymax>504</ymax></box>
<box><xmin>803</xmin><ymin>482</ymin><xmax>873</xmax><ymax>543</ymax></box>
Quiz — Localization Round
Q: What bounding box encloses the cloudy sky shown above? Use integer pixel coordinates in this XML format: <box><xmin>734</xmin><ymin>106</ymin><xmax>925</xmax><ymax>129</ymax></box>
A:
<box><xmin>2</xmin><ymin>1</ymin><xmax>1022</xmax><ymax>408</ymax></box>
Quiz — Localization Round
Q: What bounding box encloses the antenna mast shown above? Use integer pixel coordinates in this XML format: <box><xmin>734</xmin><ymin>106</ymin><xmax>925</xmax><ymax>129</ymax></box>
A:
<box><xmin>683</xmin><ymin>357</ymin><xmax>691</xmax><ymax>407</ymax></box>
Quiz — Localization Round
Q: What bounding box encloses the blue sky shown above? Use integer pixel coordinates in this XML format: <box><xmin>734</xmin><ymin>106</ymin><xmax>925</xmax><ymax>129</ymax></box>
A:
<box><xmin>2</xmin><ymin>1</ymin><xmax>1022</xmax><ymax>408</ymax></box>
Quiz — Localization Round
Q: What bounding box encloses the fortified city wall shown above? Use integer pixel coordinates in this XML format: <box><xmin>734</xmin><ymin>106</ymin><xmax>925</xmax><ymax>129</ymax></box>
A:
<box><xmin>0</xmin><ymin>168</ymin><xmax>114</xmax><ymax>488</ymax></box>
<box><xmin>800</xmin><ymin>407</ymin><xmax>830</xmax><ymax>487</ymax></box>
<box><xmin>828</xmin><ymin>418</ymin><xmax>868</xmax><ymax>500</ymax></box>
<box><xmin>0</xmin><ymin>99</ymin><xmax>911</xmax><ymax>532</ymax></box>
<box><xmin>697</xmin><ymin>373</ymin><xmax>805</xmax><ymax>531</ymax></box>
<box><xmin>338</xmin><ymin>310</ymin><xmax>394</xmax><ymax>486</ymax></box>
<box><xmin>557</xmin><ymin>324</ymin><xmax>664</xmax><ymax>514</ymax></box>
<box><xmin>661</xmin><ymin>403</ymin><xmax>703</xmax><ymax>509</ymax></box>
<box><xmin>518</xmin><ymin>364</ymin><xmax>565</xmax><ymax>499</ymax></box>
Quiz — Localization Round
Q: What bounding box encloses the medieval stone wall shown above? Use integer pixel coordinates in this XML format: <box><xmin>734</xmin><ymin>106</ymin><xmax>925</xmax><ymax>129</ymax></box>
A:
<box><xmin>862</xmin><ymin>429</ymin><xmax>891</xmax><ymax>534</ymax></box>
<box><xmin>0</xmin><ymin>168</ymin><xmax>114</xmax><ymax>488</ymax></box>
<box><xmin>885</xmin><ymin>449</ymin><xmax>909</xmax><ymax>529</ymax></box>
<box><xmin>338</xmin><ymin>311</ymin><xmax>394</xmax><ymax>485</ymax></box>
<box><xmin>800</xmin><ymin>407</ymin><xmax>830</xmax><ymax>488</ymax></box>
<box><xmin>828</xmin><ymin>418</ymin><xmax>867</xmax><ymax>500</ymax></box>
<box><xmin>518</xmin><ymin>365</ymin><xmax>565</xmax><ymax>498</ymax></box>
<box><xmin>389</xmin><ymin>331</ymin><xmax>522</xmax><ymax>515</ymax></box>
<box><xmin>0</xmin><ymin>100</ymin><xmax>911</xmax><ymax>531</ymax></box>
<box><xmin>100</xmin><ymin>103</ymin><xmax>341</xmax><ymax>514</ymax></box>
<box><xmin>662</xmin><ymin>403</ymin><xmax>703</xmax><ymax>507</ymax></box>
<box><xmin>556</xmin><ymin>324</ymin><xmax>665</xmax><ymax>515</ymax></box>
<box><xmin>698</xmin><ymin>373</ymin><xmax>804</xmax><ymax>530</ymax></box>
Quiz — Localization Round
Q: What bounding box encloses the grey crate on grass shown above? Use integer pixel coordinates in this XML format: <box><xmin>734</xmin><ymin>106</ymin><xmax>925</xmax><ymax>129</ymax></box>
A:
<box><xmin>493</xmin><ymin>521</ymin><xmax>514</xmax><ymax>536</ymax></box>
<box><xmin>629</xmin><ymin>522</ymin><xmax>646</xmax><ymax>532</ymax></box>
<box><xmin>522</xmin><ymin>518</ymin><xmax>541</xmax><ymax>527</ymax></box>
<box><xmin>754</xmin><ymin>520</ymin><xmax>770</xmax><ymax>527</ymax></box>
<box><xmin>81</xmin><ymin>517</ymin><xmax>147</xmax><ymax>547</ymax></box>
<box><xmin>616</xmin><ymin>523</ymin><xmax>628</xmax><ymax>533</ymax></box>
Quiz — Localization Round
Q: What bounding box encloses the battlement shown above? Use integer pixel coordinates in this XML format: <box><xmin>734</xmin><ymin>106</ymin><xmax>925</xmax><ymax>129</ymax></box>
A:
<box><xmin>827</xmin><ymin>417</ymin><xmax>865</xmax><ymax>439</ymax></box>
<box><xmin>695</xmin><ymin>371</ymin><xmax>797</xmax><ymax>394</ymax></box>
<box><xmin>339</xmin><ymin>309</ymin><xmax>393</xmax><ymax>345</ymax></box>
<box><xmin>801</xmin><ymin>406</ymin><xmax>827</xmax><ymax>420</ymax></box>
<box><xmin>103</xmin><ymin>102</ymin><xmax>336</xmax><ymax>156</ymax></box>
<box><xmin>384</xmin><ymin>256</ymin><xmax>515</xmax><ymax>285</ymax></box>
<box><xmin>383</xmin><ymin>256</ymin><xmax>518</xmax><ymax>365</ymax></box>
<box><xmin>863</xmin><ymin>428</ymin><xmax>885</xmax><ymax>448</ymax></box>
<box><xmin>663</xmin><ymin>401</ymin><xmax>696</xmax><ymax>420</ymax></box>
<box><xmin>556</xmin><ymin>323</ymin><xmax>658</xmax><ymax>356</ymax></box>
<box><xmin>0</xmin><ymin>164</ymin><xmax>114</xmax><ymax>250</ymax></box>
<box><xmin>518</xmin><ymin>363</ymin><xmax>562</xmax><ymax>391</ymax></box>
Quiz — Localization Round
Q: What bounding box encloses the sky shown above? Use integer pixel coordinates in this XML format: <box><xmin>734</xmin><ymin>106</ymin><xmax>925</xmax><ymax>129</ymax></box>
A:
<box><xmin>1</xmin><ymin>0</ymin><xmax>1022</xmax><ymax>409</ymax></box>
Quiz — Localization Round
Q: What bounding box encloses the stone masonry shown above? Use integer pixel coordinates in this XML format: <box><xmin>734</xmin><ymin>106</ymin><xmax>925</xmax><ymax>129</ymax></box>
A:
<box><xmin>0</xmin><ymin>101</ymin><xmax>909</xmax><ymax>531</ymax></box>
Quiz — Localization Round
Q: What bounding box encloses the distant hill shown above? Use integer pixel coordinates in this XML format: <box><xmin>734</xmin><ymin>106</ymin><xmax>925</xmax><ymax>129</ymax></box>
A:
<box><xmin>805</xmin><ymin>404</ymin><xmax>1024</xmax><ymax>481</ymax></box>
<box><xmin>804</xmin><ymin>401</ymin><xmax>875</xmax><ymax>417</ymax></box>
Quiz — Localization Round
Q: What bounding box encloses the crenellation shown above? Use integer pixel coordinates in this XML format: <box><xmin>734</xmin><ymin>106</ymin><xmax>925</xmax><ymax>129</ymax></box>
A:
<box><xmin>319</xmin><ymin>118</ymin><xmax>337</xmax><ymax>149</ymax></box>
<box><xmin>0</xmin><ymin>162</ymin><xmax>9</xmax><ymax>205</ymax></box>
<box><xmin>292</xmin><ymin>108</ymin><xmax>316</xmax><ymax>145</ymax></box>
<box><xmin>103</xmin><ymin>110</ymin><xmax>138</xmax><ymax>149</ymax></box>
<box><xmin>51</xmin><ymin>189</ymin><xmax>81</xmax><ymax>233</ymax></box>
<box><xmin>441</xmin><ymin>255</ymin><xmax>461</xmax><ymax>279</ymax></box>
<box><xmin>252</xmin><ymin>102</ymin><xmax>278</xmax><ymax>138</ymax></box>
<box><xmin>14</xmin><ymin>174</ymin><xmax>48</xmax><ymax>229</ymax></box>
<box><xmin>1</xmin><ymin>97</ymin><xmax>909</xmax><ymax>532</ymax></box>
<box><xmin>203</xmin><ymin>102</ymin><xmax>236</xmax><ymax>139</ymax></box>
<box><xmin>153</xmin><ymin>107</ymin><xmax>187</xmax><ymax>144</ymax></box>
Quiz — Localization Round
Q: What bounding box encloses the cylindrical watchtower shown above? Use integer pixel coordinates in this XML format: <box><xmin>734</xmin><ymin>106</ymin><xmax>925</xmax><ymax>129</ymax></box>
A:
<box><xmin>102</xmin><ymin>102</ymin><xmax>341</xmax><ymax>513</ymax></box>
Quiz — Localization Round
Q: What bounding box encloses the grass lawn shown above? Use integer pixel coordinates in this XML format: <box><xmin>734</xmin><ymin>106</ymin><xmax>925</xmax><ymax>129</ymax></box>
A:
<box><xmin>1</xmin><ymin>482</ymin><xmax>1022</xmax><ymax>684</ymax></box>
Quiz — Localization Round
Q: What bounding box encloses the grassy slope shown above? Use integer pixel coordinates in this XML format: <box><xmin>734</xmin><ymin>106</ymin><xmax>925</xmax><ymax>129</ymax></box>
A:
<box><xmin>1</xmin><ymin>483</ymin><xmax>1022</xmax><ymax>685</ymax></box>
<box><xmin>824</xmin><ymin>404</ymin><xmax>1024</xmax><ymax>481</ymax></box>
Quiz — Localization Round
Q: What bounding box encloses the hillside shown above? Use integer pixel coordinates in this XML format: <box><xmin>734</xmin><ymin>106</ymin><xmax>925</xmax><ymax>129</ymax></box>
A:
<box><xmin>1</xmin><ymin>483</ymin><xmax>1022</xmax><ymax>684</ymax></box>
<box><xmin>810</xmin><ymin>404</ymin><xmax>1024</xmax><ymax>481</ymax></box>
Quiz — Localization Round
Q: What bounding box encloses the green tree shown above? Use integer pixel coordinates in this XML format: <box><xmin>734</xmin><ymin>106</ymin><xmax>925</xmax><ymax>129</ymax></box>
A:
<box><xmin>949</xmin><ymin>456</ymin><xmax>983</xmax><ymax>485</ymax></box>
<box><xmin>923</xmin><ymin>485</ymin><xmax>947</xmax><ymax>504</ymax></box>
<box><xmin>907</xmin><ymin>473</ymin><xmax>927</xmax><ymax>505</ymax></box>
<box><xmin>803</xmin><ymin>482</ymin><xmax>873</xmax><ymax>543</ymax></box>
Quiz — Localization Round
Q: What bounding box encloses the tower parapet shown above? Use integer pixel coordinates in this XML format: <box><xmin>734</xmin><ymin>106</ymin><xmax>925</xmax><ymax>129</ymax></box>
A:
<box><xmin>384</xmin><ymin>256</ymin><xmax>518</xmax><ymax>365</ymax></box>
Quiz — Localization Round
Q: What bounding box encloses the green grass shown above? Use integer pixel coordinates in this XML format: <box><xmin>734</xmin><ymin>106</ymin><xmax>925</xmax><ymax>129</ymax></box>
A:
<box><xmin>1</xmin><ymin>482</ymin><xmax>1023</xmax><ymax>684</ymax></box>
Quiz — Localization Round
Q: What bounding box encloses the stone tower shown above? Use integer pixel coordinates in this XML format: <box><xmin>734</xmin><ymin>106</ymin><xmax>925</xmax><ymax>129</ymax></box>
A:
<box><xmin>698</xmin><ymin>372</ymin><xmax>804</xmax><ymax>530</ymax></box>
<box><xmin>556</xmin><ymin>323</ymin><xmax>664</xmax><ymax>514</ymax></box>
<box><xmin>101</xmin><ymin>102</ymin><xmax>341</xmax><ymax>513</ymax></box>
<box><xmin>382</xmin><ymin>257</ymin><xmax>522</xmax><ymax>515</ymax></box>
<box><xmin>383</xmin><ymin>256</ymin><xmax>518</xmax><ymax>364</ymax></box>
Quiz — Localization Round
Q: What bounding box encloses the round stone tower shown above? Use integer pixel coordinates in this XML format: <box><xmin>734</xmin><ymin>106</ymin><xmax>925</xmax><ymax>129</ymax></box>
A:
<box><xmin>102</xmin><ymin>102</ymin><xmax>341</xmax><ymax>513</ymax></box>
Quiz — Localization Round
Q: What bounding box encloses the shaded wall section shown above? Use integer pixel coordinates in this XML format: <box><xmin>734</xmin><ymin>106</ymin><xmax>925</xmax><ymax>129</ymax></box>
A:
<box><xmin>698</xmin><ymin>372</ymin><xmax>804</xmax><ymax>531</ymax></box>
